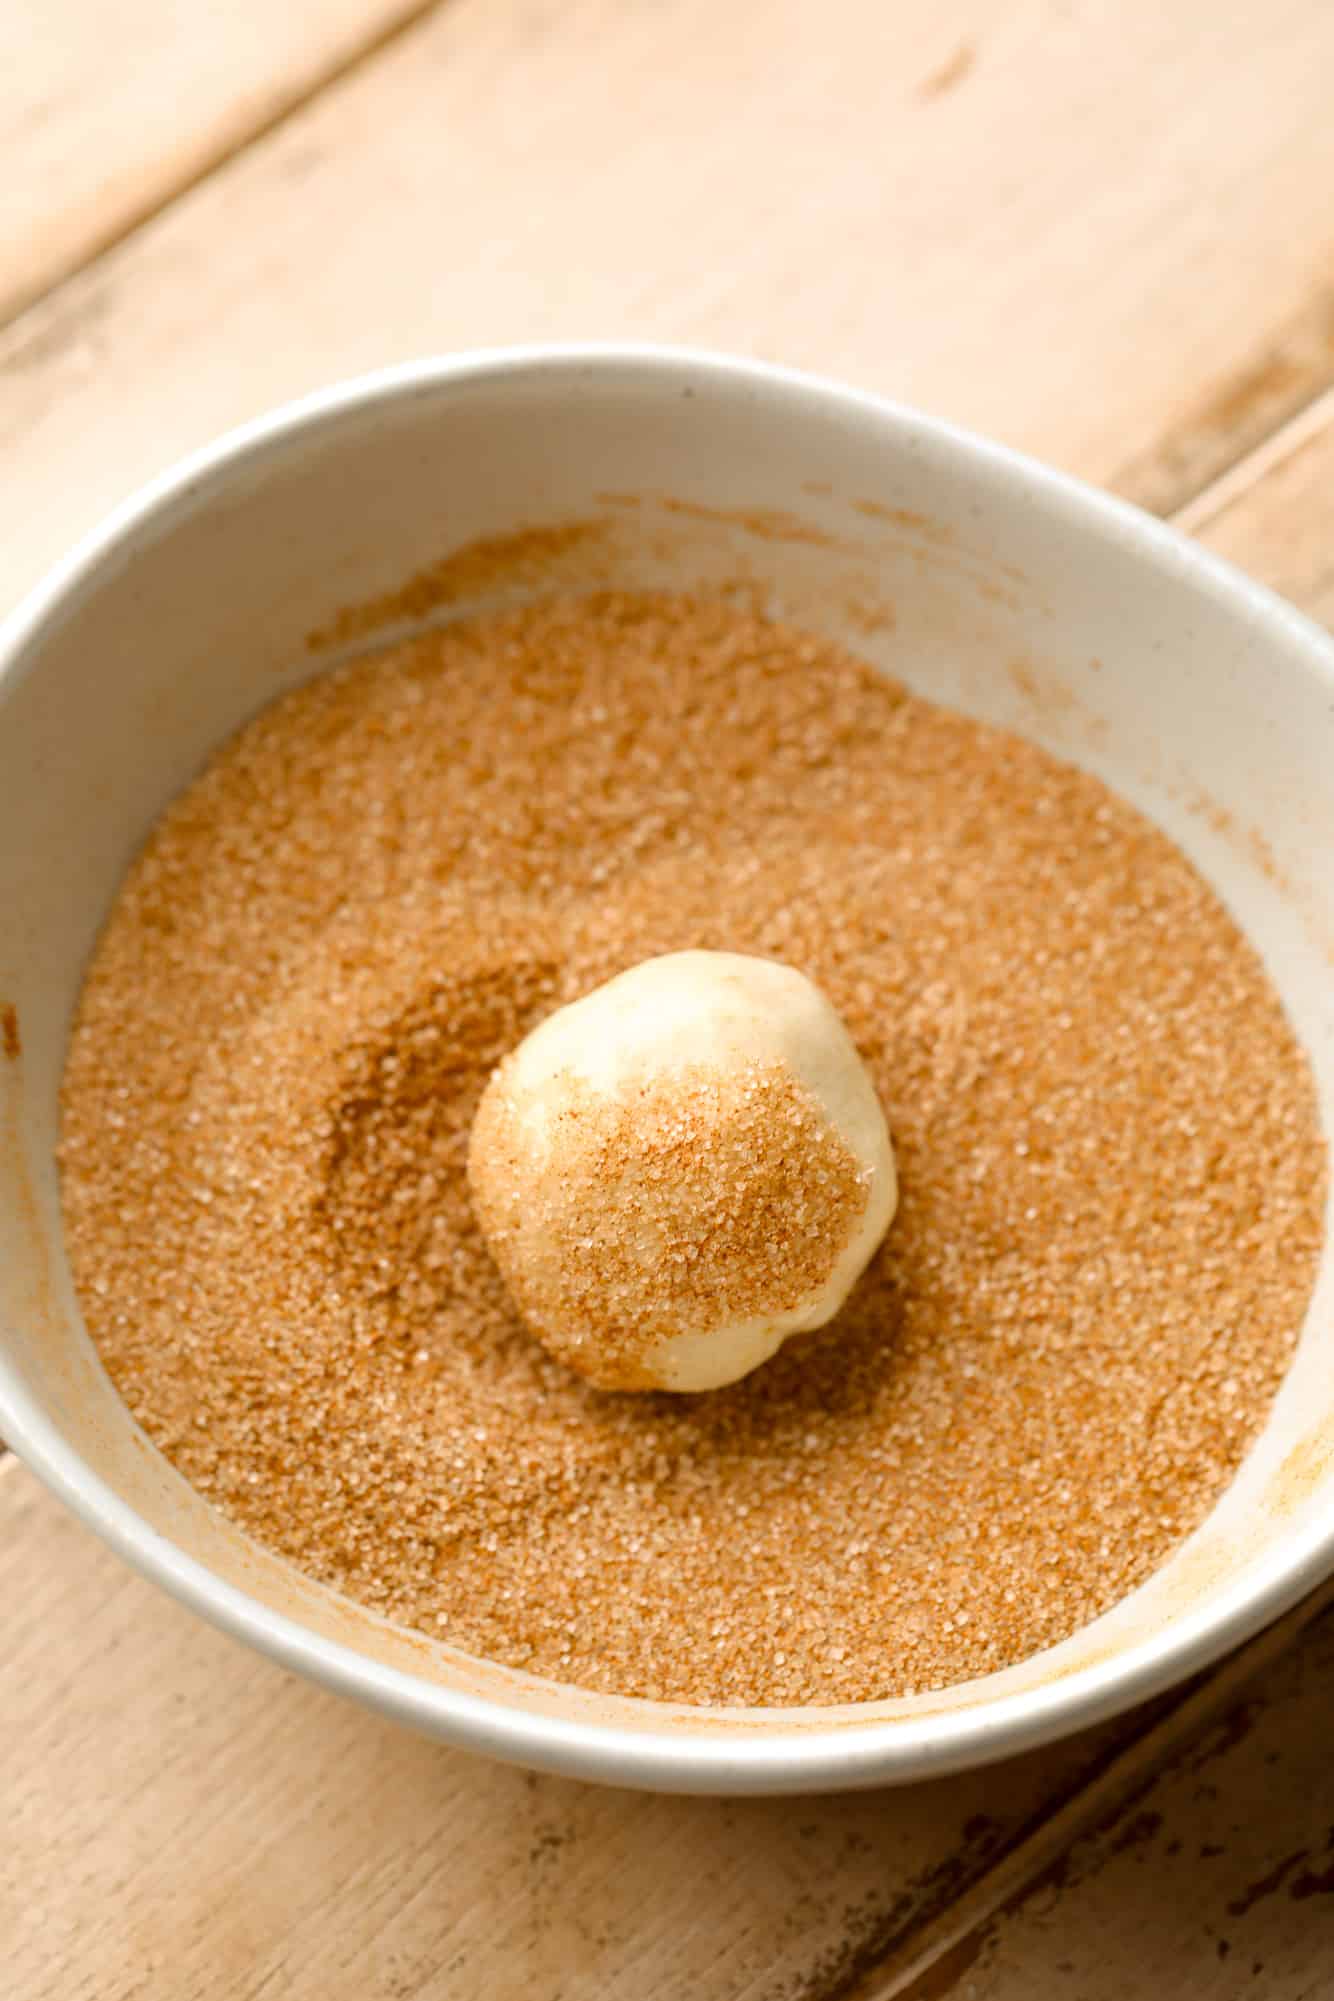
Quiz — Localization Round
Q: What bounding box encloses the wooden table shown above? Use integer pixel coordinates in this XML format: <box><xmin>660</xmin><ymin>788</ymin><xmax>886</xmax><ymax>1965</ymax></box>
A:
<box><xmin>4</xmin><ymin>4</ymin><xmax>1334</xmax><ymax>1993</ymax></box>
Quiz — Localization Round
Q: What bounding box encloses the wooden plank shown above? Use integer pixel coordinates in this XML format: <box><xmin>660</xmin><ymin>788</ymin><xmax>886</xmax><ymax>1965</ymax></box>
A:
<box><xmin>0</xmin><ymin>1455</ymin><xmax>1154</xmax><ymax>2001</ymax></box>
<box><xmin>873</xmin><ymin>1605</ymin><xmax>1334</xmax><ymax>1999</ymax></box>
<box><xmin>1</xmin><ymin>0</ymin><xmax>441</xmax><ymax>327</ymax></box>
<box><xmin>848</xmin><ymin>1581</ymin><xmax>1334</xmax><ymax>1998</ymax></box>
<box><xmin>5</xmin><ymin>0</ymin><xmax>1334</xmax><ymax>614</ymax></box>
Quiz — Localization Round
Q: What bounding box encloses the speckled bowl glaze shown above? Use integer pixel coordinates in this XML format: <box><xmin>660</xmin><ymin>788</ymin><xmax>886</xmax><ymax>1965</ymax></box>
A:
<box><xmin>2</xmin><ymin>348</ymin><xmax>1332</xmax><ymax>1793</ymax></box>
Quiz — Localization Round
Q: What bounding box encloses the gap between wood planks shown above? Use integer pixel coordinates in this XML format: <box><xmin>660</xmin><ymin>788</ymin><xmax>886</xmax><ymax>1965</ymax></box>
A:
<box><xmin>1175</xmin><ymin>378</ymin><xmax>1334</xmax><ymax>545</ymax></box>
<box><xmin>0</xmin><ymin>0</ymin><xmax>453</xmax><ymax>329</ymax></box>
<box><xmin>850</xmin><ymin>1582</ymin><xmax>1334</xmax><ymax>2001</ymax></box>
<box><xmin>4</xmin><ymin>0</ymin><xmax>1334</xmax><ymax>565</ymax></box>
<box><xmin>1111</xmin><ymin>283</ymin><xmax>1334</xmax><ymax>521</ymax></box>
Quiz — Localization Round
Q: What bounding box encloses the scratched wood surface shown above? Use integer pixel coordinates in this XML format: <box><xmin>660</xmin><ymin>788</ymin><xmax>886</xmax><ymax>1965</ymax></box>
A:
<box><xmin>875</xmin><ymin>1606</ymin><xmax>1334</xmax><ymax>1999</ymax></box>
<box><xmin>4</xmin><ymin>1</ymin><xmax>1334</xmax><ymax>1995</ymax></box>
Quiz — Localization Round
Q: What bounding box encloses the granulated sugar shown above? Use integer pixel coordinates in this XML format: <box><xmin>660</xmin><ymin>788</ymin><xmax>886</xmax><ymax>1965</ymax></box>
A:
<box><xmin>59</xmin><ymin>591</ymin><xmax>1327</xmax><ymax>1705</ymax></box>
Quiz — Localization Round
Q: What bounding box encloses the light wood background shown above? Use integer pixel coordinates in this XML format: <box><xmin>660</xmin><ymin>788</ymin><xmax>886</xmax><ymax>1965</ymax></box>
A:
<box><xmin>3</xmin><ymin>2</ymin><xmax>1334</xmax><ymax>1994</ymax></box>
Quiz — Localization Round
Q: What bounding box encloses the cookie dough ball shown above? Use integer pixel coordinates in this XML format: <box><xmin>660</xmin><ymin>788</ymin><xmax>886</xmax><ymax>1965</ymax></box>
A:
<box><xmin>467</xmin><ymin>951</ymin><xmax>896</xmax><ymax>1391</ymax></box>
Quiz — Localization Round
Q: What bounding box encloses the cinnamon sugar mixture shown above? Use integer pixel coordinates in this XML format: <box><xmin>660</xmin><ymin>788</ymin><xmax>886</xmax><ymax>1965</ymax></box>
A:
<box><xmin>59</xmin><ymin>591</ymin><xmax>1326</xmax><ymax>1705</ymax></box>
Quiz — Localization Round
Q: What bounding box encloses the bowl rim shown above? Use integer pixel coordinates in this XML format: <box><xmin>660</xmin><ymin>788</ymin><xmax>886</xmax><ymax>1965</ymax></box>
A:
<box><xmin>3</xmin><ymin>341</ymin><xmax>1334</xmax><ymax>1794</ymax></box>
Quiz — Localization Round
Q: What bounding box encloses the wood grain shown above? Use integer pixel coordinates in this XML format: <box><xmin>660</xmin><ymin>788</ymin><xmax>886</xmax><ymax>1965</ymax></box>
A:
<box><xmin>1</xmin><ymin>0</ymin><xmax>442</xmax><ymax>327</ymax></box>
<box><xmin>856</xmin><ymin>1581</ymin><xmax>1334</xmax><ymax>1998</ymax></box>
<box><xmin>6</xmin><ymin>0</ymin><xmax>1334</xmax><ymax>613</ymax></box>
<box><xmin>876</xmin><ymin>1607</ymin><xmax>1334</xmax><ymax>1999</ymax></box>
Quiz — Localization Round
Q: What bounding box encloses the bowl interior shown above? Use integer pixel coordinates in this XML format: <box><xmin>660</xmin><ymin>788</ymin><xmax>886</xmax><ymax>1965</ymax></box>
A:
<box><xmin>2</xmin><ymin>354</ymin><xmax>1333</xmax><ymax>1788</ymax></box>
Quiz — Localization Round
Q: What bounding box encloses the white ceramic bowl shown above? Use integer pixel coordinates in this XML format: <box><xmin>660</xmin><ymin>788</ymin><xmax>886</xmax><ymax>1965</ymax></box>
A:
<box><xmin>2</xmin><ymin>348</ymin><xmax>1333</xmax><ymax>1794</ymax></box>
